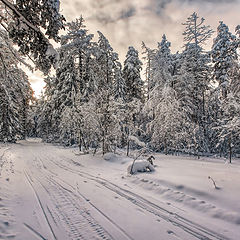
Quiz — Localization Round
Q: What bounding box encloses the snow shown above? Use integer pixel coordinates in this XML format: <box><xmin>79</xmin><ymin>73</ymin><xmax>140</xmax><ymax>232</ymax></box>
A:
<box><xmin>128</xmin><ymin>135</ymin><xmax>146</xmax><ymax>147</ymax></box>
<box><xmin>103</xmin><ymin>152</ymin><xmax>120</xmax><ymax>162</ymax></box>
<box><xmin>0</xmin><ymin>139</ymin><xmax>240</xmax><ymax>240</ymax></box>
<box><xmin>127</xmin><ymin>160</ymin><xmax>155</xmax><ymax>174</ymax></box>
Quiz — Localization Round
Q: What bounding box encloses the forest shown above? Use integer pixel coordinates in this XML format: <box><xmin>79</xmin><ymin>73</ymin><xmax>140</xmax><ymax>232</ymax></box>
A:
<box><xmin>0</xmin><ymin>0</ymin><xmax>240</xmax><ymax>161</ymax></box>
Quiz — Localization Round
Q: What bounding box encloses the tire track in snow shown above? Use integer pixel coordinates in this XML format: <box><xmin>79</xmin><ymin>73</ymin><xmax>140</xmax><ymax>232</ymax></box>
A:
<box><xmin>23</xmin><ymin>223</ymin><xmax>48</xmax><ymax>240</ymax></box>
<box><xmin>24</xmin><ymin>171</ymin><xmax>58</xmax><ymax>240</ymax></box>
<box><xmin>50</xmin><ymin>158</ymin><xmax>230</xmax><ymax>240</ymax></box>
<box><xmin>51</xmin><ymin>176</ymin><xmax>135</xmax><ymax>240</ymax></box>
<box><xmin>76</xmin><ymin>189</ymin><xmax>135</xmax><ymax>240</ymax></box>
<box><xmin>47</xmin><ymin>177</ymin><xmax>113</xmax><ymax>240</ymax></box>
<box><xmin>27</xmin><ymin>166</ymin><xmax>114</xmax><ymax>240</ymax></box>
<box><xmin>34</xmin><ymin>155</ymin><xmax>138</xmax><ymax>240</ymax></box>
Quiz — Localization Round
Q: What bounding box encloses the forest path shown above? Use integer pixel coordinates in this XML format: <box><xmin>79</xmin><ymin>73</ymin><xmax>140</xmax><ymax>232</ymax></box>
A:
<box><xmin>0</xmin><ymin>139</ymin><xmax>233</xmax><ymax>240</ymax></box>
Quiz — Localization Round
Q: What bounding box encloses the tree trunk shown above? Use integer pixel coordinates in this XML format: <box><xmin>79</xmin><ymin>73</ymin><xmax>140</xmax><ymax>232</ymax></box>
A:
<box><xmin>102</xmin><ymin>132</ymin><xmax>105</xmax><ymax>155</ymax></box>
<box><xmin>78</xmin><ymin>130</ymin><xmax>81</xmax><ymax>151</ymax></box>
<box><xmin>229</xmin><ymin>133</ymin><xmax>232</xmax><ymax>163</ymax></box>
<box><xmin>127</xmin><ymin>139</ymin><xmax>130</xmax><ymax>157</ymax></box>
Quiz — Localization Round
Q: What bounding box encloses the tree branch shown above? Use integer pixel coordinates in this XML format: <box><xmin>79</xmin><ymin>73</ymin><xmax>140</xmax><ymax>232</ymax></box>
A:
<box><xmin>0</xmin><ymin>0</ymin><xmax>48</xmax><ymax>41</ymax></box>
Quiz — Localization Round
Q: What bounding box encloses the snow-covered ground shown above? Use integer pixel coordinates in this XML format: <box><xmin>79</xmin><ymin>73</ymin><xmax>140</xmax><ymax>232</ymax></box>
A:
<box><xmin>0</xmin><ymin>139</ymin><xmax>239</xmax><ymax>240</ymax></box>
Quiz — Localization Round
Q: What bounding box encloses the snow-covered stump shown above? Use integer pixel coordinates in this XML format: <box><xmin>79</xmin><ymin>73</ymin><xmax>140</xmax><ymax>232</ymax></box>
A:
<box><xmin>127</xmin><ymin>160</ymin><xmax>155</xmax><ymax>174</ymax></box>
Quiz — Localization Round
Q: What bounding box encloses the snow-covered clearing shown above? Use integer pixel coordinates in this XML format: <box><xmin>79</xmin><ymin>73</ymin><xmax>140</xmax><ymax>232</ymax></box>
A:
<box><xmin>0</xmin><ymin>139</ymin><xmax>239</xmax><ymax>240</ymax></box>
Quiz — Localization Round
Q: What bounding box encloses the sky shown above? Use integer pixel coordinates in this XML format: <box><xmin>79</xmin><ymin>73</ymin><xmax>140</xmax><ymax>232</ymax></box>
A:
<box><xmin>29</xmin><ymin>0</ymin><xmax>240</xmax><ymax>97</ymax></box>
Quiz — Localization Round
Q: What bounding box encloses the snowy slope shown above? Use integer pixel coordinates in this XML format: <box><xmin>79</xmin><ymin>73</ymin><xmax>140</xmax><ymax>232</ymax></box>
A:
<box><xmin>0</xmin><ymin>139</ymin><xmax>239</xmax><ymax>240</ymax></box>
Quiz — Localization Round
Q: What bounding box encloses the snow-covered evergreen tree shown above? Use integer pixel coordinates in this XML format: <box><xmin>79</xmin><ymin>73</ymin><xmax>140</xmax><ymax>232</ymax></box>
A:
<box><xmin>174</xmin><ymin>13</ymin><xmax>214</xmax><ymax>154</ymax></box>
<box><xmin>217</xmin><ymin>93</ymin><xmax>240</xmax><ymax>162</ymax></box>
<box><xmin>94</xmin><ymin>31</ymin><xmax>123</xmax><ymax>154</ymax></box>
<box><xmin>182</xmin><ymin>12</ymin><xmax>214</xmax><ymax>48</ymax></box>
<box><xmin>180</xmin><ymin>12</ymin><xmax>213</xmax><ymax>121</ymax></box>
<box><xmin>150</xmin><ymin>35</ymin><xmax>173</xmax><ymax>91</ymax></box>
<box><xmin>0</xmin><ymin>30</ymin><xmax>33</xmax><ymax>142</ymax></box>
<box><xmin>61</xmin><ymin>17</ymin><xmax>95</xmax><ymax>98</ymax></box>
<box><xmin>41</xmin><ymin>17</ymin><xmax>97</xmax><ymax>144</ymax></box>
<box><xmin>141</xmin><ymin>41</ymin><xmax>155</xmax><ymax>100</ymax></box>
<box><xmin>113</xmin><ymin>65</ymin><xmax>126</xmax><ymax>100</ymax></box>
<box><xmin>210</xmin><ymin>22</ymin><xmax>239</xmax><ymax>159</ymax></box>
<box><xmin>123</xmin><ymin>46</ymin><xmax>144</xmax><ymax>102</ymax></box>
<box><xmin>143</xmin><ymin>36</ymin><xmax>181</xmax><ymax>147</ymax></box>
<box><xmin>212</xmin><ymin>21</ymin><xmax>238</xmax><ymax>99</ymax></box>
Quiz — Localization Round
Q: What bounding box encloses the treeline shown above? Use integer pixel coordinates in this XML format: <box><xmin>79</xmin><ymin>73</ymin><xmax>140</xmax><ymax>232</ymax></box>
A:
<box><xmin>0</xmin><ymin>9</ymin><xmax>239</xmax><ymax>161</ymax></box>
<box><xmin>30</xmin><ymin>13</ymin><xmax>240</xmax><ymax>160</ymax></box>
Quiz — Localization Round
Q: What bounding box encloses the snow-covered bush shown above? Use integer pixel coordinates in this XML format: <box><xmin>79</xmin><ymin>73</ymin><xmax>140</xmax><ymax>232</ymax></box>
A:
<box><xmin>127</xmin><ymin>160</ymin><xmax>155</xmax><ymax>174</ymax></box>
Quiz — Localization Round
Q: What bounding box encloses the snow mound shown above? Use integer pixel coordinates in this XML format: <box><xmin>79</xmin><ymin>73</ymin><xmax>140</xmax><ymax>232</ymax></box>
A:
<box><xmin>26</xmin><ymin>138</ymin><xmax>42</xmax><ymax>143</ymax></box>
<box><xmin>103</xmin><ymin>153</ymin><xmax>120</xmax><ymax>162</ymax></box>
<box><xmin>127</xmin><ymin>160</ymin><xmax>155</xmax><ymax>174</ymax></box>
<box><xmin>72</xmin><ymin>150</ymin><xmax>89</xmax><ymax>155</ymax></box>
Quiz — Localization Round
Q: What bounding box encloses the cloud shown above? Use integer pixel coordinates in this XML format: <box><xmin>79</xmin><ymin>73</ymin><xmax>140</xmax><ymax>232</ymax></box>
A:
<box><xmin>60</xmin><ymin>0</ymin><xmax>240</xmax><ymax>60</ymax></box>
<box><xmin>145</xmin><ymin>0</ymin><xmax>172</xmax><ymax>16</ymax></box>
<box><xmin>118</xmin><ymin>6</ymin><xmax>136</xmax><ymax>20</ymax></box>
<box><xmin>85</xmin><ymin>5</ymin><xmax>136</xmax><ymax>25</ymax></box>
<box><xmin>30</xmin><ymin>0</ymin><xmax>240</xmax><ymax>95</ymax></box>
<box><xmin>186</xmin><ymin>0</ymin><xmax>237</xmax><ymax>3</ymax></box>
<box><xmin>144</xmin><ymin>0</ymin><xmax>239</xmax><ymax>18</ymax></box>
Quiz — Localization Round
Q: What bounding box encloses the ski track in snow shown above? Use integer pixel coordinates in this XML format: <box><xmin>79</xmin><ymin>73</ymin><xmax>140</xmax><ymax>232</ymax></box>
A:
<box><xmin>0</xmin><ymin>140</ymin><xmax>239</xmax><ymax>240</ymax></box>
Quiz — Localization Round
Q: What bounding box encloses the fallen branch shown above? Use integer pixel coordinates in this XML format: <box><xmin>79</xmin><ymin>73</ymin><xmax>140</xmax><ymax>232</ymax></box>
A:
<box><xmin>208</xmin><ymin>176</ymin><xmax>220</xmax><ymax>190</ymax></box>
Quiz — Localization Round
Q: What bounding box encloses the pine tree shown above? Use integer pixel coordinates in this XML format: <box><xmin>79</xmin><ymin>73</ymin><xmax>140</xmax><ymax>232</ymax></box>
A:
<box><xmin>175</xmin><ymin>13</ymin><xmax>214</xmax><ymax>154</ymax></box>
<box><xmin>217</xmin><ymin>93</ymin><xmax>240</xmax><ymax>162</ymax></box>
<box><xmin>45</xmin><ymin>17</ymin><xmax>96</xmax><ymax>144</ymax></box>
<box><xmin>61</xmin><ymin>17</ymin><xmax>95</xmax><ymax>99</ymax></box>
<box><xmin>0</xmin><ymin>30</ymin><xmax>33</xmax><ymax>142</ymax></box>
<box><xmin>181</xmin><ymin>12</ymin><xmax>213</xmax><ymax>120</ymax></box>
<box><xmin>151</xmin><ymin>35</ymin><xmax>173</xmax><ymax>91</ymax></box>
<box><xmin>182</xmin><ymin>12</ymin><xmax>214</xmax><ymax>48</ymax></box>
<box><xmin>141</xmin><ymin>42</ymin><xmax>155</xmax><ymax>100</ymax></box>
<box><xmin>123</xmin><ymin>46</ymin><xmax>144</xmax><ymax>102</ymax></box>
<box><xmin>212</xmin><ymin>21</ymin><xmax>238</xmax><ymax>99</ymax></box>
<box><xmin>37</xmin><ymin>96</ymin><xmax>54</xmax><ymax>142</ymax></box>
<box><xmin>94</xmin><ymin>31</ymin><xmax>122</xmax><ymax>154</ymax></box>
<box><xmin>211</xmin><ymin>24</ymin><xmax>240</xmax><ymax>161</ymax></box>
<box><xmin>113</xmin><ymin>64</ymin><xmax>126</xmax><ymax>101</ymax></box>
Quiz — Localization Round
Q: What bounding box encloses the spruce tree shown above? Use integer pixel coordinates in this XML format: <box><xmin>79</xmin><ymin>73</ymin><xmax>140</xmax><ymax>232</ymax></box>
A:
<box><xmin>0</xmin><ymin>30</ymin><xmax>33</xmax><ymax>142</ymax></box>
<box><xmin>123</xmin><ymin>46</ymin><xmax>144</xmax><ymax>102</ymax></box>
<box><xmin>151</xmin><ymin>35</ymin><xmax>173</xmax><ymax>91</ymax></box>
<box><xmin>176</xmin><ymin>12</ymin><xmax>214</xmax><ymax>154</ymax></box>
<box><xmin>212</xmin><ymin>21</ymin><xmax>238</xmax><ymax>99</ymax></box>
<box><xmin>94</xmin><ymin>31</ymin><xmax>122</xmax><ymax>154</ymax></box>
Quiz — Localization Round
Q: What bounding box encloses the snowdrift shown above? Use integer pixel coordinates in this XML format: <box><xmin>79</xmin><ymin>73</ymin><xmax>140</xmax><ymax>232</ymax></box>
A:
<box><xmin>127</xmin><ymin>160</ymin><xmax>155</xmax><ymax>174</ymax></box>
